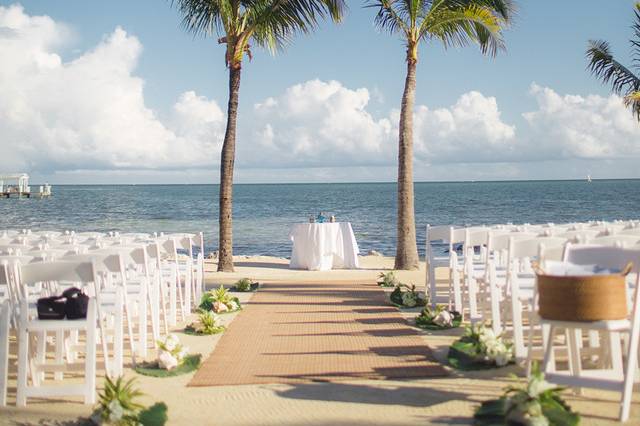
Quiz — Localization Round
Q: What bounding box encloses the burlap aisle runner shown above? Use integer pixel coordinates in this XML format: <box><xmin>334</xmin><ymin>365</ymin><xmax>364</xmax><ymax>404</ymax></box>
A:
<box><xmin>189</xmin><ymin>280</ymin><xmax>448</xmax><ymax>386</ymax></box>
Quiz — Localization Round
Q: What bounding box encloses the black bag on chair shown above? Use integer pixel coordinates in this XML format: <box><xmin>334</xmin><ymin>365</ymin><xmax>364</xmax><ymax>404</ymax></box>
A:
<box><xmin>36</xmin><ymin>296</ymin><xmax>66</xmax><ymax>320</ymax></box>
<box><xmin>62</xmin><ymin>287</ymin><xmax>89</xmax><ymax>320</ymax></box>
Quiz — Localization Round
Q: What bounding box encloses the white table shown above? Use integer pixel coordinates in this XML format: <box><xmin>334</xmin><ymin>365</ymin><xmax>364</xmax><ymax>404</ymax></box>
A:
<box><xmin>289</xmin><ymin>222</ymin><xmax>359</xmax><ymax>271</ymax></box>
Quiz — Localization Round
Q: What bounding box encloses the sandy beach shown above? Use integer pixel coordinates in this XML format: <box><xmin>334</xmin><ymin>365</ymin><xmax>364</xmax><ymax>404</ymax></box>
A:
<box><xmin>1</xmin><ymin>255</ymin><xmax>637</xmax><ymax>425</ymax></box>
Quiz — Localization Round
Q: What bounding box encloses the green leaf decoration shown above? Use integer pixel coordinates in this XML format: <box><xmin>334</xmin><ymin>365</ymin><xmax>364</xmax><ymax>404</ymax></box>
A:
<box><xmin>232</xmin><ymin>278</ymin><xmax>259</xmax><ymax>292</ymax></box>
<box><xmin>473</xmin><ymin>362</ymin><xmax>581</xmax><ymax>425</ymax></box>
<box><xmin>139</xmin><ymin>402</ymin><xmax>169</xmax><ymax>426</ymax></box>
<box><xmin>135</xmin><ymin>354</ymin><xmax>202</xmax><ymax>378</ymax></box>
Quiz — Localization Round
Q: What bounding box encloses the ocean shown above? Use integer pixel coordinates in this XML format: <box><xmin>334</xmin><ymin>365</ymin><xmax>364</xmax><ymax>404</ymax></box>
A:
<box><xmin>1</xmin><ymin>180</ymin><xmax>639</xmax><ymax>257</ymax></box>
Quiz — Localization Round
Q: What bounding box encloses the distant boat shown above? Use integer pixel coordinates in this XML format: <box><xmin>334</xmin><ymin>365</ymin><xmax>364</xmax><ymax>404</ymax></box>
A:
<box><xmin>587</xmin><ymin>174</ymin><xmax>592</xmax><ymax>183</ymax></box>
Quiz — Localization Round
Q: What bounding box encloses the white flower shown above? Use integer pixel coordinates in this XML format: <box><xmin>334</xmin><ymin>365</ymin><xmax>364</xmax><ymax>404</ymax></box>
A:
<box><xmin>177</xmin><ymin>347</ymin><xmax>189</xmax><ymax>361</ymax></box>
<box><xmin>528</xmin><ymin>376</ymin><xmax>557</xmax><ymax>398</ymax></box>
<box><xmin>158</xmin><ymin>349</ymin><xmax>178</xmax><ymax>370</ymax></box>
<box><xmin>478</xmin><ymin>327</ymin><xmax>496</xmax><ymax>344</ymax></box>
<box><xmin>402</xmin><ymin>292</ymin><xmax>417</xmax><ymax>307</ymax></box>
<box><xmin>433</xmin><ymin>310</ymin><xmax>453</xmax><ymax>327</ymax></box>
<box><xmin>494</xmin><ymin>351</ymin><xmax>511</xmax><ymax>367</ymax></box>
<box><xmin>108</xmin><ymin>399</ymin><xmax>124</xmax><ymax>422</ymax></box>
<box><xmin>228</xmin><ymin>300</ymin><xmax>239</xmax><ymax>311</ymax></box>
<box><xmin>164</xmin><ymin>334</ymin><xmax>179</xmax><ymax>351</ymax></box>
<box><xmin>213</xmin><ymin>301</ymin><xmax>228</xmax><ymax>313</ymax></box>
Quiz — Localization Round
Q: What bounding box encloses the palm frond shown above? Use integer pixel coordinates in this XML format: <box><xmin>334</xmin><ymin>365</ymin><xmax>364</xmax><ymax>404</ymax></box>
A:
<box><xmin>624</xmin><ymin>90</ymin><xmax>640</xmax><ymax>121</ymax></box>
<box><xmin>244</xmin><ymin>0</ymin><xmax>346</xmax><ymax>52</ymax></box>
<box><xmin>587</xmin><ymin>39</ymin><xmax>640</xmax><ymax>96</ymax></box>
<box><xmin>429</xmin><ymin>0</ymin><xmax>515</xmax><ymax>22</ymax></box>
<box><xmin>631</xmin><ymin>2</ymin><xmax>640</xmax><ymax>70</ymax></box>
<box><xmin>171</xmin><ymin>0</ymin><xmax>228</xmax><ymax>36</ymax></box>
<box><xmin>422</xmin><ymin>3</ymin><xmax>505</xmax><ymax>56</ymax></box>
<box><xmin>366</xmin><ymin>0</ymin><xmax>412</xmax><ymax>36</ymax></box>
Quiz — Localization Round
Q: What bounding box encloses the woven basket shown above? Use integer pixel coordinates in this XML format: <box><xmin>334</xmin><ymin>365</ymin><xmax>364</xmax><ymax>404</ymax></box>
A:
<box><xmin>536</xmin><ymin>264</ymin><xmax>631</xmax><ymax>321</ymax></box>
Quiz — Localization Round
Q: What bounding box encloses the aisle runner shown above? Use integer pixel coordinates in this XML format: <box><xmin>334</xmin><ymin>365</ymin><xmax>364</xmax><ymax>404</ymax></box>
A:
<box><xmin>189</xmin><ymin>280</ymin><xmax>448</xmax><ymax>386</ymax></box>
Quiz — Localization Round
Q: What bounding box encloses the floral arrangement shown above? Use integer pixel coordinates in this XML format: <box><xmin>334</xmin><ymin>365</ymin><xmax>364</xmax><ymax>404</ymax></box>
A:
<box><xmin>474</xmin><ymin>363</ymin><xmax>580</xmax><ymax>426</ymax></box>
<box><xmin>377</xmin><ymin>271</ymin><xmax>399</xmax><ymax>287</ymax></box>
<box><xmin>389</xmin><ymin>283</ymin><xmax>426</xmax><ymax>308</ymax></box>
<box><xmin>185</xmin><ymin>310</ymin><xmax>225</xmax><ymax>335</ymax></box>
<box><xmin>91</xmin><ymin>376</ymin><xmax>168</xmax><ymax>425</ymax></box>
<box><xmin>157</xmin><ymin>334</ymin><xmax>189</xmax><ymax>371</ymax></box>
<box><xmin>199</xmin><ymin>285</ymin><xmax>241</xmax><ymax>313</ymax></box>
<box><xmin>233</xmin><ymin>278</ymin><xmax>259</xmax><ymax>292</ymax></box>
<box><xmin>91</xmin><ymin>376</ymin><xmax>144</xmax><ymax>425</ymax></box>
<box><xmin>448</xmin><ymin>322</ymin><xmax>514</xmax><ymax>370</ymax></box>
<box><xmin>415</xmin><ymin>305</ymin><xmax>462</xmax><ymax>330</ymax></box>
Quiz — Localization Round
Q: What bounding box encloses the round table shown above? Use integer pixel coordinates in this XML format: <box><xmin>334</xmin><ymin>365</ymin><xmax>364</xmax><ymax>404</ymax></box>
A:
<box><xmin>288</xmin><ymin>222</ymin><xmax>359</xmax><ymax>271</ymax></box>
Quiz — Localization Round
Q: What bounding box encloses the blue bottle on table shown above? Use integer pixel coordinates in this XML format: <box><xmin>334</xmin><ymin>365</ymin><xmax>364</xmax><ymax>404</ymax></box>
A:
<box><xmin>317</xmin><ymin>212</ymin><xmax>326</xmax><ymax>223</ymax></box>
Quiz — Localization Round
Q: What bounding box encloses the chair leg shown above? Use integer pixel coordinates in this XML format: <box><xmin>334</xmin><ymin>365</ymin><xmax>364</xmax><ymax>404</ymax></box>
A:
<box><xmin>114</xmin><ymin>303</ymin><xmax>124</xmax><ymax>377</ymax></box>
<box><xmin>567</xmin><ymin>328</ymin><xmax>583</xmax><ymax>396</ymax></box>
<box><xmin>620</xmin><ymin>330</ymin><xmax>639</xmax><ymax>422</ymax></box>
<box><xmin>0</xmin><ymin>301</ymin><xmax>10</xmax><ymax>407</ymax></box>
<box><xmin>542</xmin><ymin>325</ymin><xmax>557</xmax><ymax>374</ymax></box>
<box><xmin>609</xmin><ymin>332</ymin><xmax>624</xmax><ymax>377</ymax></box>
<box><xmin>169</xmin><ymin>273</ymin><xmax>177</xmax><ymax>326</ymax></box>
<box><xmin>54</xmin><ymin>330</ymin><xmax>64</xmax><ymax>380</ymax></box>
<box><xmin>85</xmin><ymin>300</ymin><xmax>96</xmax><ymax>405</ymax></box>
<box><xmin>16</xmin><ymin>324</ymin><xmax>29</xmax><ymax>407</ymax></box>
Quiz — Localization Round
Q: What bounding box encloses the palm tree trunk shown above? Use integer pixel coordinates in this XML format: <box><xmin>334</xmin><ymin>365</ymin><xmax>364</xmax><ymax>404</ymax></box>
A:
<box><xmin>217</xmin><ymin>65</ymin><xmax>241</xmax><ymax>272</ymax></box>
<box><xmin>394</xmin><ymin>57</ymin><xmax>419</xmax><ymax>270</ymax></box>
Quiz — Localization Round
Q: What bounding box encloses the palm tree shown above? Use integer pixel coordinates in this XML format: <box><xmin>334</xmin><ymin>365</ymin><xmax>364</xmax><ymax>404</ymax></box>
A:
<box><xmin>366</xmin><ymin>0</ymin><xmax>514</xmax><ymax>270</ymax></box>
<box><xmin>587</xmin><ymin>2</ymin><xmax>640</xmax><ymax>121</ymax></box>
<box><xmin>171</xmin><ymin>0</ymin><xmax>346</xmax><ymax>272</ymax></box>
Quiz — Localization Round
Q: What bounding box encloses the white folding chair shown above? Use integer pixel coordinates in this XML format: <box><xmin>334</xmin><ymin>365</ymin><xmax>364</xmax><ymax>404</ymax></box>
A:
<box><xmin>538</xmin><ymin>245</ymin><xmax>640</xmax><ymax>422</ymax></box>
<box><xmin>16</xmin><ymin>260</ymin><xmax>103</xmax><ymax>406</ymax></box>
<box><xmin>425</xmin><ymin>225</ymin><xmax>453</xmax><ymax>308</ymax></box>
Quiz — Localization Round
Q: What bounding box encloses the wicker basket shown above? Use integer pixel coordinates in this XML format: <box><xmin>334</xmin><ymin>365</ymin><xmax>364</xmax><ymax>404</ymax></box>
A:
<box><xmin>536</xmin><ymin>264</ymin><xmax>631</xmax><ymax>322</ymax></box>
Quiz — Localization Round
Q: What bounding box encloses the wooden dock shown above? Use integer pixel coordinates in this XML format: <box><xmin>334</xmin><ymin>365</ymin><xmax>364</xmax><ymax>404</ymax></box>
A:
<box><xmin>1</xmin><ymin>191</ymin><xmax>32</xmax><ymax>198</ymax></box>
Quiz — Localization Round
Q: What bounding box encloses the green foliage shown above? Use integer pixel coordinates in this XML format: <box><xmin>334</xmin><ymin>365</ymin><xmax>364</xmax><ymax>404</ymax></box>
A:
<box><xmin>474</xmin><ymin>363</ymin><xmax>581</xmax><ymax>425</ymax></box>
<box><xmin>185</xmin><ymin>311</ymin><xmax>226</xmax><ymax>335</ymax></box>
<box><xmin>94</xmin><ymin>376</ymin><xmax>145</xmax><ymax>425</ymax></box>
<box><xmin>586</xmin><ymin>2</ymin><xmax>640</xmax><ymax>121</ymax></box>
<box><xmin>233</xmin><ymin>278</ymin><xmax>257</xmax><ymax>292</ymax></box>
<box><xmin>366</xmin><ymin>0</ymin><xmax>515</xmax><ymax>59</ymax></box>
<box><xmin>389</xmin><ymin>283</ymin><xmax>426</xmax><ymax>308</ymax></box>
<box><xmin>415</xmin><ymin>305</ymin><xmax>462</xmax><ymax>330</ymax></box>
<box><xmin>171</xmin><ymin>0</ymin><xmax>346</xmax><ymax>67</ymax></box>
<box><xmin>199</xmin><ymin>285</ymin><xmax>241</xmax><ymax>313</ymax></box>
<box><xmin>138</xmin><ymin>403</ymin><xmax>168</xmax><ymax>426</ymax></box>
<box><xmin>377</xmin><ymin>271</ymin><xmax>399</xmax><ymax>287</ymax></box>
<box><xmin>135</xmin><ymin>355</ymin><xmax>202</xmax><ymax>378</ymax></box>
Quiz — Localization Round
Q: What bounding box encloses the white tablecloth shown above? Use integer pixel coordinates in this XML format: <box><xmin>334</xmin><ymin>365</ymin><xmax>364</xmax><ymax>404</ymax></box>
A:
<box><xmin>289</xmin><ymin>222</ymin><xmax>359</xmax><ymax>271</ymax></box>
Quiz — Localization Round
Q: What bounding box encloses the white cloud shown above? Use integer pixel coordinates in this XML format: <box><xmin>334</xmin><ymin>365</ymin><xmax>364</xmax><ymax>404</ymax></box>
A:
<box><xmin>2</xmin><ymin>4</ymin><xmax>640</xmax><ymax>183</ymax></box>
<box><xmin>0</xmin><ymin>4</ymin><xmax>224</xmax><ymax>173</ymax></box>
<box><xmin>523</xmin><ymin>84</ymin><xmax>640</xmax><ymax>160</ymax></box>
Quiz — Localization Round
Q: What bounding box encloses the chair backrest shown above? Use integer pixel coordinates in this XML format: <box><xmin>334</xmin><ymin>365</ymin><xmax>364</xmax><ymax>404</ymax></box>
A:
<box><xmin>619</xmin><ymin>228</ymin><xmax>640</xmax><ymax>237</ymax></box>
<box><xmin>557</xmin><ymin>229</ymin><xmax>603</xmax><ymax>243</ymax></box>
<box><xmin>509</xmin><ymin>237</ymin><xmax>568</xmax><ymax>262</ymax></box>
<box><xmin>426</xmin><ymin>225</ymin><xmax>452</xmax><ymax>243</ymax></box>
<box><xmin>590</xmin><ymin>234</ymin><xmax>640</xmax><ymax>248</ymax></box>
<box><xmin>20</xmin><ymin>260</ymin><xmax>97</xmax><ymax>286</ymax></box>
<box><xmin>63</xmin><ymin>253</ymin><xmax>123</xmax><ymax>276</ymax></box>
<box><xmin>563</xmin><ymin>244</ymin><xmax>640</xmax><ymax>274</ymax></box>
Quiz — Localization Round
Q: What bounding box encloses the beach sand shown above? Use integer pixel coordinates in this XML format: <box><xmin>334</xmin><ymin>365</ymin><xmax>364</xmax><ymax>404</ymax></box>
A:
<box><xmin>0</xmin><ymin>255</ymin><xmax>637</xmax><ymax>425</ymax></box>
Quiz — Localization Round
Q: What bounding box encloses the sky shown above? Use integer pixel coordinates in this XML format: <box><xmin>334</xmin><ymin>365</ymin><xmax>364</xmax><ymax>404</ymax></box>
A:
<box><xmin>0</xmin><ymin>0</ymin><xmax>639</xmax><ymax>184</ymax></box>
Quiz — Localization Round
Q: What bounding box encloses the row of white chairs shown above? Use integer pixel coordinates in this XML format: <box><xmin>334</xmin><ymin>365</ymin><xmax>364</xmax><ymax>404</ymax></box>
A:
<box><xmin>0</xmin><ymin>229</ymin><xmax>205</xmax><ymax>406</ymax></box>
<box><xmin>425</xmin><ymin>220</ymin><xmax>640</xmax><ymax>422</ymax></box>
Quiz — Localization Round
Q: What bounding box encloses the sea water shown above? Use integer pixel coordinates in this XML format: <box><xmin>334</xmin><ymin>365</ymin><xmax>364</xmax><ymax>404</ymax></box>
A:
<box><xmin>1</xmin><ymin>180</ymin><xmax>638</xmax><ymax>257</ymax></box>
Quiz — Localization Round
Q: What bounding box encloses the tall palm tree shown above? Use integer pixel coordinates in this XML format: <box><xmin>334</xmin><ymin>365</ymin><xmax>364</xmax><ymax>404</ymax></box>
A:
<box><xmin>587</xmin><ymin>2</ymin><xmax>640</xmax><ymax>121</ymax></box>
<box><xmin>366</xmin><ymin>0</ymin><xmax>514</xmax><ymax>270</ymax></box>
<box><xmin>171</xmin><ymin>0</ymin><xmax>346</xmax><ymax>272</ymax></box>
